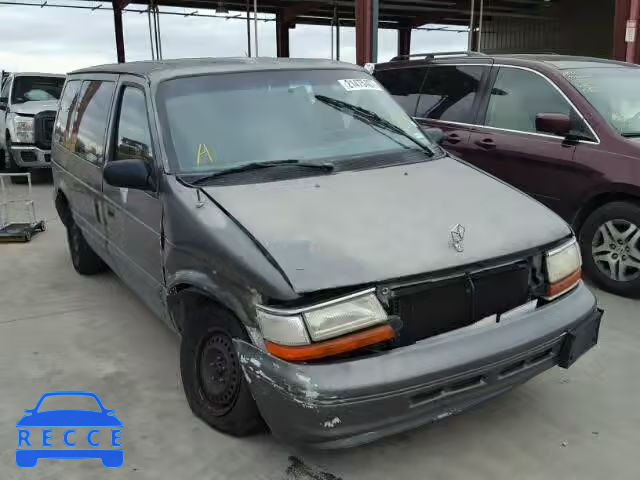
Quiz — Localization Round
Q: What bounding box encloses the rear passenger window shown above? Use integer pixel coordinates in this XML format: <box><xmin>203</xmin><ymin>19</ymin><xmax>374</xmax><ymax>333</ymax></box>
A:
<box><xmin>374</xmin><ymin>67</ymin><xmax>426</xmax><ymax>115</ymax></box>
<box><xmin>113</xmin><ymin>87</ymin><xmax>153</xmax><ymax>164</ymax></box>
<box><xmin>416</xmin><ymin>65</ymin><xmax>485</xmax><ymax>123</ymax></box>
<box><xmin>69</xmin><ymin>81</ymin><xmax>116</xmax><ymax>163</ymax></box>
<box><xmin>54</xmin><ymin>80</ymin><xmax>82</xmax><ymax>146</ymax></box>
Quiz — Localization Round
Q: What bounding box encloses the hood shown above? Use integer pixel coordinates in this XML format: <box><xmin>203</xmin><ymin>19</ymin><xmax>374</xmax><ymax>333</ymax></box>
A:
<box><xmin>12</xmin><ymin>100</ymin><xmax>59</xmax><ymax>115</ymax></box>
<box><xmin>204</xmin><ymin>158</ymin><xmax>571</xmax><ymax>293</ymax></box>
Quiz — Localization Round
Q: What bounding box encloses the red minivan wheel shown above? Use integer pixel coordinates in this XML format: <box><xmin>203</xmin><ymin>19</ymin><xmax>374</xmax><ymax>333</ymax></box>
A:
<box><xmin>580</xmin><ymin>201</ymin><xmax>640</xmax><ymax>298</ymax></box>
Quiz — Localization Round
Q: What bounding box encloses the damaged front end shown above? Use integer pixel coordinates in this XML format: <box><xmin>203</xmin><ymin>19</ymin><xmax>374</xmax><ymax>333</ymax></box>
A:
<box><xmin>234</xmin><ymin>242</ymin><xmax>602</xmax><ymax>448</ymax></box>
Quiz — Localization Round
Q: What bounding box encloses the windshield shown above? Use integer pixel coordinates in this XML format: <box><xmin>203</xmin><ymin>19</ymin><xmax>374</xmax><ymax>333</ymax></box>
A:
<box><xmin>11</xmin><ymin>76</ymin><xmax>64</xmax><ymax>103</ymax></box>
<box><xmin>156</xmin><ymin>69</ymin><xmax>435</xmax><ymax>174</ymax></box>
<box><xmin>564</xmin><ymin>67</ymin><xmax>640</xmax><ymax>136</ymax></box>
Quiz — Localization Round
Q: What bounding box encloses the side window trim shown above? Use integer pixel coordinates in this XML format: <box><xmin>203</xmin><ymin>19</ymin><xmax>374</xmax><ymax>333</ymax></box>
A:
<box><xmin>479</xmin><ymin>65</ymin><xmax>600</xmax><ymax>144</ymax></box>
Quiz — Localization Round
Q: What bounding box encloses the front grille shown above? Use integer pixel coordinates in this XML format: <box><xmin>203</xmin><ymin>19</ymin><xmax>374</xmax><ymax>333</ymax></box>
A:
<box><xmin>19</xmin><ymin>151</ymin><xmax>37</xmax><ymax>163</ymax></box>
<box><xmin>390</xmin><ymin>262</ymin><xmax>531</xmax><ymax>345</ymax></box>
<box><xmin>34</xmin><ymin>110</ymin><xmax>56</xmax><ymax>150</ymax></box>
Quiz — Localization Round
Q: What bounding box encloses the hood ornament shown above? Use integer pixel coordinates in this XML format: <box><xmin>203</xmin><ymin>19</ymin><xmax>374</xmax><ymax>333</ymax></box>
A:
<box><xmin>450</xmin><ymin>224</ymin><xmax>465</xmax><ymax>252</ymax></box>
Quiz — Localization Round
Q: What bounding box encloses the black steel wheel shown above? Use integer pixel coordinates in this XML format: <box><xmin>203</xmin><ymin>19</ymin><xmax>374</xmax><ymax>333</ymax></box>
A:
<box><xmin>180</xmin><ymin>301</ymin><xmax>264</xmax><ymax>436</ymax></box>
<box><xmin>197</xmin><ymin>330</ymin><xmax>242</xmax><ymax>416</ymax></box>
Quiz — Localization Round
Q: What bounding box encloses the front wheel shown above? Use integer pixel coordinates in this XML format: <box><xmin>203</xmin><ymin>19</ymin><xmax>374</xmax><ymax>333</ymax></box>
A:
<box><xmin>180</xmin><ymin>302</ymin><xmax>264</xmax><ymax>436</ymax></box>
<box><xmin>579</xmin><ymin>201</ymin><xmax>640</xmax><ymax>298</ymax></box>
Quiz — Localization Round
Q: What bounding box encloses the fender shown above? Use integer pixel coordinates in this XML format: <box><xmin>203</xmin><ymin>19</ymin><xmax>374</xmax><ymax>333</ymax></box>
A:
<box><xmin>166</xmin><ymin>269</ymin><xmax>260</xmax><ymax>331</ymax></box>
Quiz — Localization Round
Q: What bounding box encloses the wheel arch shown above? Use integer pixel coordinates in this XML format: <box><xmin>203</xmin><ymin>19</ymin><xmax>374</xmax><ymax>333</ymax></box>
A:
<box><xmin>572</xmin><ymin>185</ymin><xmax>640</xmax><ymax>234</ymax></box>
<box><xmin>54</xmin><ymin>187</ymin><xmax>72</xmax><ymax>228</ymax></box>
<box><xmin>166</xmin><ymin>271</ymin><xmax>258</xmax><ymax>335</ymax></box>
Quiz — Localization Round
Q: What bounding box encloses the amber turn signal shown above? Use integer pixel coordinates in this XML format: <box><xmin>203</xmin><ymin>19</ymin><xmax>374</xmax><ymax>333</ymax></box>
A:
<box><xmin>265</xmin><ymin>324</ymin><xmax>395</xmax><ymax>362</ymax></box>
<box><xmin>547</xmin><ymin>268</ymin><xmax>581</xmax><ymax>300</ymax></box>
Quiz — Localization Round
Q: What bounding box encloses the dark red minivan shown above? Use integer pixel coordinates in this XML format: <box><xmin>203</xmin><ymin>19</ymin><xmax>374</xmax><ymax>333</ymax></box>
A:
<box><xmin>374</xmin><ymin>53</ymin><xmax>640</xmax><ymax>297</ymax></box>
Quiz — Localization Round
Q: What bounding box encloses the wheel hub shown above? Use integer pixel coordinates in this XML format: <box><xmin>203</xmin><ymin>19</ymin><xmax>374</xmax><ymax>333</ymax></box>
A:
<box><xmin>198</xmin><ymin>332</ymin><xmax>240</xmax><ymax>415</ymax></box>
<box><xmin>592</xmin><ymin>219</ymin><xmax>640</xmax><ymax>282</ymax></box>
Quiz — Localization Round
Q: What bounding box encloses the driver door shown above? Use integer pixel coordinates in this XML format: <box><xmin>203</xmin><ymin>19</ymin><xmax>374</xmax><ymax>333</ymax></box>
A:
<box><xmin>102</xmin><ymin>79</ymin><xmax>164</xmax><ymax>318</ymax></box>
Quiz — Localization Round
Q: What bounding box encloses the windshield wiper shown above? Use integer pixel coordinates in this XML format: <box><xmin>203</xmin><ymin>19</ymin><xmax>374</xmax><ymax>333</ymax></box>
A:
<box><xmin>315</xmin><ymin>94</ymin><xmax>434</xmax><ymax>156</ymax></box>
<box><xmin>622</xmin><ymin>132</ymin><xmax>640</xmax><ymax>138</ymax></box>
<box><xmin>189</xmin><ymin>159</ymin><xmax>334</xmax><ymax>185</ymax></box>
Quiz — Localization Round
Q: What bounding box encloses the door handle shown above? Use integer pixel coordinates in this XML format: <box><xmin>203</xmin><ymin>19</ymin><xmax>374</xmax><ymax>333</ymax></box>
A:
<box><xmin>106</xmin><ymin>207</ymin><xmax>115</xmax><ymax>217</ymax></box>
<box><xmin>445</xmin><ymin>133</ymin><xmax>462</xmax><ymax>144</ymax></box>
<box><xmin>474</xmin><ymin>138</ymin><xmax>496</xmax><ymax>150</ymax></box>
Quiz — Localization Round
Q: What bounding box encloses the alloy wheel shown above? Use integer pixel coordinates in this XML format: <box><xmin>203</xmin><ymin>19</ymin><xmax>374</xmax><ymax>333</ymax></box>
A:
<box><xmin>592</xmin><ymin>219</ymin><xmax>640</xmax><ymax>282</ymax></box>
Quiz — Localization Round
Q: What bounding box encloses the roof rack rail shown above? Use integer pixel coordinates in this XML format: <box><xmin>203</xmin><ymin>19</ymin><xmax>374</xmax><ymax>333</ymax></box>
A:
<box><xmin>390</xmin><ymin>51</ymin><xmax>487</xmax><ymax>62</ymax></box>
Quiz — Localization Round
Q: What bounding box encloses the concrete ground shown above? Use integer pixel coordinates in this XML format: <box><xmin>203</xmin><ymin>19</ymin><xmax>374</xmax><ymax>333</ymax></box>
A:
<box><xmin>1</xmin><ymin>182</ymin><xmax>639</xmax><ymax>480</ymax></box>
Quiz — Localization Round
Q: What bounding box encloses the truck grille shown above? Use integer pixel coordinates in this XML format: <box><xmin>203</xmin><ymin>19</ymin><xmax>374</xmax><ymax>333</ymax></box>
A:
<box><xmin>34</xmin><ymin>110</ymin><xmax>56</xmax><ymax>150</ymax></box>
<box><xmin>389</xmin><ymin>262</ymin><xmax>531</xmax><ymax>345</ymax></box>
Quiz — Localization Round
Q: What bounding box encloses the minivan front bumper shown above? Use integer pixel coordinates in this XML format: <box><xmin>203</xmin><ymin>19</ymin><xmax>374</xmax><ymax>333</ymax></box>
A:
<box><xmin>235</xmin><ymin>283</ymin><xmax>602</xmax><ymax>448</ymax></box>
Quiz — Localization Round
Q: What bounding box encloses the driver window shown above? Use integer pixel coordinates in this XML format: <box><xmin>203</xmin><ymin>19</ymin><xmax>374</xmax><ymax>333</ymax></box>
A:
<box><xmin>486</xmin><ymin>67</ymin><xmax>589</xmax><ymax>137</ymax></box>
<box><xmin>114</xmin><ymin>87</ymin><xmax>153</xmax><ymax>164</ymax></box>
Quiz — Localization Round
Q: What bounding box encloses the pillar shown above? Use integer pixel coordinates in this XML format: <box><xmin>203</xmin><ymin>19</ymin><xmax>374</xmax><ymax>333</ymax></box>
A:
<box><xmin>112</xmin><ymin>1</ymin><xmax>126</xmax><ymax>63</ymax></box>
<box><xmin>398</xmin><ymin>26</ymin><xmax>411</xmax><ymax>58</ymax></box>
<box><xmin>276</xmin><ymin>11</ymin><xmax>290</xmax><ymax>58</ymax></box>
<box><xmin>355</xmin><ymin>0</ymin><xmax>374</xmax><ymax>65</ymax></box>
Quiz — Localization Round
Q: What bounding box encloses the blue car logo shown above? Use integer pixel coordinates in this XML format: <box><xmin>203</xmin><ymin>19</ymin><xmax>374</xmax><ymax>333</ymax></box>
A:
<box><xmin>16</xmin><ymin>391</ymin><xmax>123</xmax><ymax>468</ymax></box>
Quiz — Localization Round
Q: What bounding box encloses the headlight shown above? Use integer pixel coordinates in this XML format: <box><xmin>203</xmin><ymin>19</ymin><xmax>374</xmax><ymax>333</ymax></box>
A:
<box><xmin>14</xmin><ymin>116</ymin><xmax>34</xmax><ymax>143</ymax></box>
<box><xmin>256</xmin><ymin>290</ymin><xmax>393</xmax><ymax>361</ymax></box>
<box><xmin>545</xmin><ymin>238</ymin><xmax>582</xmax><ymax>299</ymax></box>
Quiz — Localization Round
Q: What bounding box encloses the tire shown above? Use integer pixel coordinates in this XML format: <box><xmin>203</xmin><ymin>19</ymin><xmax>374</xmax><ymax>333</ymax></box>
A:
<box><xmin>579</xmin><ymin>201</ymin><xmax>640</xmax><ymax>298</ymax></box>
<box><xmin>5</xmin><ymin>136</ymin><xmax>27</xmax><ymax>184</ymax></box>
<box><xmin>180</xmin><ymin>302</ymin><xmax>264</xmax><ymax>436</ymax></box>
<box><xmin>66</xmin><ymin>219</ymin><xmax>107</xmax><ymax>275</ymax></box>
<box><xmin>0</xmin><ymin>146</ymin><xmax>5</xmax><ymax>171</ymax></box>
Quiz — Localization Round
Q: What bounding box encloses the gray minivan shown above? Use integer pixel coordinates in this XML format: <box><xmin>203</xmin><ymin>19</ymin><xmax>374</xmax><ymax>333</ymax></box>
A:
<box><xmin>52</xmin><ymin>58</ymin><xmax>602</xmax><ymax>448</ymax></box>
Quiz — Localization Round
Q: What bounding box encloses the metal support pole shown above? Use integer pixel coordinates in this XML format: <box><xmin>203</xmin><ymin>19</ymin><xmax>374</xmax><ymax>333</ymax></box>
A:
<box><xmin>246</xmin><ymin>0</ymin><xmax>252</xmax><ymax>57</ymax></box>
<box><xmin>627</xmin><ymin>0</ymin><xmax>640</xmax><ymax>62</ymax></box>
<box><xmin>355</xmin><ymin>0</ymin><xmax>373</xmax><ymax>65</ymax></box>
<box><xmin>330</xmin><ymin>7</ymin><xmax>334</xmax><ymax>60</ymax></box>
<box><xmin>336</xmin><ymin>17</ymin><xmax>340</xmax><ymax>60</ymax></box>
<box><xmin>276</xmin><ymin>11</ymin><xmax>290</xmax><ymax>57</ymax></box>
<box><xmin>254</xmin><ymin>0</ymin><xmax>259</xmax><ymax>57</ymax></box>
<box><xmin>147</xmin><ymin>6</ymin><xmax>155</xmax><ymax>60</ymax></box>
<box><xmin>371</xmin><ymin>0</ymin><xmax>378</xmax><ymax>62</ymax></box>
<box><xmin>398</xmin><ymin>26</ymin><xmax>411</xmax><ymax>58</ymax></box>
<box><xmin>478</xmin><ymin>0</ymin><xmax>484</xmax><ymax>52</ymax></box>
<box><xmin>112</xmin><ymin>1</ymin><xmax>126</xmax><ymax>63</ymax></box>
<box><xmin>468</xmin><ymin>0</ymin><xmax>476</xmax><ymax>51</ymax></box>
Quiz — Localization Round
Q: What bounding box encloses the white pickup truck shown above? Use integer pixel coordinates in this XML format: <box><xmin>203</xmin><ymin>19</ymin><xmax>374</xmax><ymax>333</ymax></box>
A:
<box><xmin>0</xmin><ymin>72</ymin><xmax>65</xmax><ymax>182</ymax></box>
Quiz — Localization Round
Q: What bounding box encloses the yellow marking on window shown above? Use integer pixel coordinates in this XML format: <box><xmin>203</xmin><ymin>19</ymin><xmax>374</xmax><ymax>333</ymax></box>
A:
<box><xmin>196</xmin><ymin>143</ymin><xmax>214</xmax><ymax>167</ymax></box>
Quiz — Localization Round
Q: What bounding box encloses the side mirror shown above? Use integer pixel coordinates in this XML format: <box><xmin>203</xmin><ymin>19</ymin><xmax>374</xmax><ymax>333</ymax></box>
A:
<box><xmin>535</xmin><ymin>113</ymin><xmax>571</xmax><ymax>137</ymax></box>
<box><xmin>0</xmin><ymin>97</ymin><xmax>7</xmax><ymax>111</ymax></box>
<box><xmin>421</xmin><ymin>126</ymin><xmax>445</xmax><ymax>145</ymax></box>
<box><xmin>104</xmin><ymin>159</ymin><xmax>154</xmax><ymax>191</ymax></box>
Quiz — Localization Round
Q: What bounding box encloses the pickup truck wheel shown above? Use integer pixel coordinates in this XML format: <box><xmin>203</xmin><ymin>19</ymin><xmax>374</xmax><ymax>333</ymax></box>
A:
<box><xmin>180</xmin><ymin>303</ymin><xmax>264</xmax><ymax>436</ymax></box>
<box><xmin>579</xmin><ymin>201</ymin><xmax>640</xmax><ymax>298</ymax></box>
<box><xmin>66</xmin><ymin>220</ymin><xmax>107</xmax><ymax>275</ymax></box>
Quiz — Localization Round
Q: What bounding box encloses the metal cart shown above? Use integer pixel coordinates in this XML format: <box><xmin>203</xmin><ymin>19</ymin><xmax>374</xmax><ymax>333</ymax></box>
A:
<box><xmin>0</xmin><ymin>173</ymin><xmax>46</xmax><ymax>242</ymax></box>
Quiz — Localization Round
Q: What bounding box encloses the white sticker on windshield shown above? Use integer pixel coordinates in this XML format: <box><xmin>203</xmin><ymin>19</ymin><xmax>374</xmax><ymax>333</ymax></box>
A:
<box><xmin>338</xmin><ymin>78</ymin><xmax>383</xmax><ymax>91</ymax></box>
